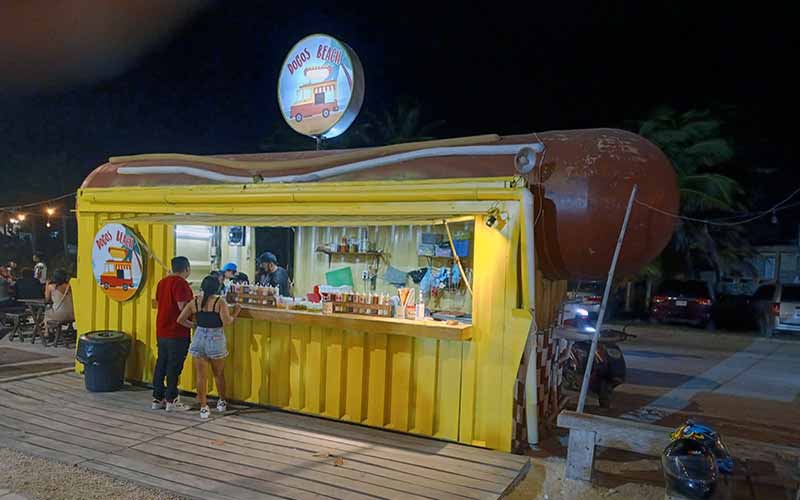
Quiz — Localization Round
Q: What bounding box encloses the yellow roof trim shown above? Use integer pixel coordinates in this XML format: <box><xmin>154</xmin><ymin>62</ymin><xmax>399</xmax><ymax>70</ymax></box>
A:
<box><xmin>116</xmin><ymin>214</ymin><xmax>477</xmax><ymax>227</ymax></box>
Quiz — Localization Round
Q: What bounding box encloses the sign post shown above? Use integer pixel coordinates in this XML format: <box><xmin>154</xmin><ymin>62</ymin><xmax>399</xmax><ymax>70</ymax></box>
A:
<box><xmin>576</xmin><ymin>185</ymin><xmax>639</xmax><ymax>413</ymax></box>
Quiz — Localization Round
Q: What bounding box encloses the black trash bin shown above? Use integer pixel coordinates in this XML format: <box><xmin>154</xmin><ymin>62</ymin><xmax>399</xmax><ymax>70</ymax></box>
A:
<box><xmin>76</xmin><ymin>330</ymin><xmax>131</xmax><ymax>392</ymax></box>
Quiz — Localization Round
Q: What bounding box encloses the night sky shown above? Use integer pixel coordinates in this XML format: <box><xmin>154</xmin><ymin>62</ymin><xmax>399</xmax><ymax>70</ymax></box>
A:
<box><xmin>0</xmin><ymin>2</ymin><xmax>795</xmax><ymax>217</ymax></box>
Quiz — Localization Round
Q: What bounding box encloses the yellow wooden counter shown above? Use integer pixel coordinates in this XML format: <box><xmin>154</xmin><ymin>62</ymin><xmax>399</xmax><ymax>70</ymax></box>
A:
<box><xmin>238</xmin><ymin>305</ymin><xmax>473</xmax><ymax>341</ymax></box>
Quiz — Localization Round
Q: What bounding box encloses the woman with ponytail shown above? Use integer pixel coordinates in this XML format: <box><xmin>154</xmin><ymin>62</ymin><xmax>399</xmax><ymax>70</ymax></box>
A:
<box><xmin>177</xmin><ymin>274</ymin><xmax>241</xmax><ymax>419</ymax></box>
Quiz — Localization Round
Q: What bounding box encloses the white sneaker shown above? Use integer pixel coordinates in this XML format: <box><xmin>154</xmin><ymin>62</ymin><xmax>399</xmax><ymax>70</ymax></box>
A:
<box><xmin>199</xmin><ymin>405</ymin><xmax>210</xmax><ymax>420</ymax></box>
<box><xmin>216</xmin><ymin>400</ymin><xmax>228</xmax><ymax>413</ymax></box>
<box><xmin>151</xmin><ymin>399</ymin><xmax>166</xmax><ymax>410</ymax></box>
<box><xmin>165</xmin><ymin>397</ymin><xmax>191</xmax><ymax>412</ymax></box>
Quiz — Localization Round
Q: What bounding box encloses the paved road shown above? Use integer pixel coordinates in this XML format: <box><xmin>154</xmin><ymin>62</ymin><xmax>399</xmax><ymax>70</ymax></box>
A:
<box><xmin>600</xmin><ymin>325</ymin><xmax>800</xmax><ymax>447</ymax></box>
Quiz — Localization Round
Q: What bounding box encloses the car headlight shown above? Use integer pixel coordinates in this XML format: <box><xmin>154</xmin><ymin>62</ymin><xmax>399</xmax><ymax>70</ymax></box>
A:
<box><xmin>576</xmin><ymin>308</ymin><xmax>589</xmax><ymax>317</ymax></box>
<box><xmin>584</xmin><ymin>326</ymin><xmax>597</xmax><ymax>333</ymax></box>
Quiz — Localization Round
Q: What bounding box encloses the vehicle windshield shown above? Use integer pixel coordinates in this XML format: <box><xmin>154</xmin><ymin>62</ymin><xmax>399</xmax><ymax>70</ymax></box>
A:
<box><xmin>781</xmin><ymin>285</ymin><xmax>800</xmax><ymax>302</ymax></box>
<box><xmin>658</xmin><ymin>280</ymin><xmax>710</xmax><ymax>298</ymax></box>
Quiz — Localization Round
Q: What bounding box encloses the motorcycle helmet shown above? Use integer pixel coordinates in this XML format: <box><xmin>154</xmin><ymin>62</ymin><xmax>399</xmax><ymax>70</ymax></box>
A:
<box><xmin>662</xmin><ymin>438</ymin><xmax>719</xmax><ymax>499</ymax></box>
<box><xmin>670</xmin><ymin>420</ymin><xmax>733</xmax><ymax>474</ymax></box>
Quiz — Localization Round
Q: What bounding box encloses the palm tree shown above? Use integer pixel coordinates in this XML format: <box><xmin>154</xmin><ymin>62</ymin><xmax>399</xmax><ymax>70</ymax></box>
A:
<box><xmin>634</xmin><ymin>107</ymin><xmax>751</xmax><ymax>280</ymax></box>
<box><xmin>354</xmin><ymin>99</ymin><xmax>445</xmax><ymax>146</ymax></box>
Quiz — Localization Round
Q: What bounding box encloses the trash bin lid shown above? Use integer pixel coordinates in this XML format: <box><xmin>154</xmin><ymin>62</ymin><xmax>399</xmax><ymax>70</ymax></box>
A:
<box><xmin>80</xmin><ymin>330</ymin><xmax>129</xmax><ymax>343</ymax></box>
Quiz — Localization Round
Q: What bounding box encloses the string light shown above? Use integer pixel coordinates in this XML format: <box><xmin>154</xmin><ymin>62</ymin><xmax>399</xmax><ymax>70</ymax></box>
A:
<box><xmin>0</xmin><ymin>192</ymin><xmax>75</xmax><ymax>212</ymax></box>
<box><xmin>46</xmin><ymin>207</ymin><xmax>56</xmax><ymax>216</ymax></box>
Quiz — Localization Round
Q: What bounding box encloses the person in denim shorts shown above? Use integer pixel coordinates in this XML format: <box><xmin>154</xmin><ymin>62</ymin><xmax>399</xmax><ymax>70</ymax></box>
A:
<box><xmin>177</xmin><ymin>275</ymin><xmax>241</xmax><ymax>419</ymax></box>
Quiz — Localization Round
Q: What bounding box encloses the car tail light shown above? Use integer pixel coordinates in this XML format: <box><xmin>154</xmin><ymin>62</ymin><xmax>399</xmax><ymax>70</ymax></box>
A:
<box><xmin>772</xmin><ymin>303</ymin><xmax>781</xmax><ymax>316</ymax></box>
<box><xmin>652</xmin><ymin>295</ymin><xmax>669</xmax><ymax>304</ymax></box>
<box><xmin>696</xmin><ymin>298</ymin><xmax>712</xmax><ymax>306</ymax></box>
<box><xmin>582</xmin><ymin>295</ymin><xmax>601</xmax><ymax>303</ymax></box>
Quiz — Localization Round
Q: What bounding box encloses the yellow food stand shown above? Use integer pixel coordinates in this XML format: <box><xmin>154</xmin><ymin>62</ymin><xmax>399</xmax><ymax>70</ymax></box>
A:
<box><xmin>73</xmin><ymin>130</ymin><xmax>678</xmax><ymax>451</ymax></box>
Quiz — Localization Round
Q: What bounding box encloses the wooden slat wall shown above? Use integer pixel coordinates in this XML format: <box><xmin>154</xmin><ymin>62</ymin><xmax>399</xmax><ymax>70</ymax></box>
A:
<box><xmin>74</xmin><ymin>199</ymin><xmax>565</xmax><ymax>451</ymax></box>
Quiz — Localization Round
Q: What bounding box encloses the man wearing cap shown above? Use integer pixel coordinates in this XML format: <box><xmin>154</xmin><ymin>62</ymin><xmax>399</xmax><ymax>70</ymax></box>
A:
<box><xmin>255</xmin><ymin>252</ymin><xmax>290</xmax><ymax>297</ymax></box>
<box><xmin>222</xmin><ymin>262</ymin><xmax>249</xmax><ymax>286</ymax></box>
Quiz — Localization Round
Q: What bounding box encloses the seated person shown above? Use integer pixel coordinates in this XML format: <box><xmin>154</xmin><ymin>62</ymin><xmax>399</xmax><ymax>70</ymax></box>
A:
<box><xmin>44</xmin><ymin>269</ymin><xmax>75</xmax><ymax>329</ymax></box>
<box><xmin>14</xmin><ymin>268</ymin><xmax>44</xmax><ymax>300</ymax></box>
<box><xmin>0</xmin><ymin>270</ymin><xmax>26</xmax><ymax>315</ymax></box>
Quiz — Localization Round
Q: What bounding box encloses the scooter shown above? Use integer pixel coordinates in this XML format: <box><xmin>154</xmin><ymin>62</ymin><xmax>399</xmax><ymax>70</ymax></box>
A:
<box><xmin>561</xmin><ymin>312</ymin><xmax>634</xmax><ymax>408</ymax></box>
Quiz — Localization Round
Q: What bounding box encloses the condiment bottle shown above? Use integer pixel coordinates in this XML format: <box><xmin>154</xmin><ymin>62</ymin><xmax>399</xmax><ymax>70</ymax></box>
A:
<box><xmin>416</xmin><ymin>290</ymin><xmax>426</xmax><ymax>321</ymax></box>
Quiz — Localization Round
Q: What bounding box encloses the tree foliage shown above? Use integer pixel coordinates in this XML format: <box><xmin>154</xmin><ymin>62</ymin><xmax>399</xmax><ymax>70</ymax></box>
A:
<box><xmin>636</xmin><ymin>107</ymin><xmax>751</xmax><ymax>278</ymax></box>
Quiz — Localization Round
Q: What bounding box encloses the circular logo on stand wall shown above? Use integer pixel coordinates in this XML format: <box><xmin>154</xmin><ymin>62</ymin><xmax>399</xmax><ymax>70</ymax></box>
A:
<box><xmin>278</xmin><ymin>33</ymin><xmax>364</xmax><ymax>139</ymax></box>
<box><xmin>92</xmin><ymin>223</ymin><xmax>146</xmax><ymax>302</ymax></box>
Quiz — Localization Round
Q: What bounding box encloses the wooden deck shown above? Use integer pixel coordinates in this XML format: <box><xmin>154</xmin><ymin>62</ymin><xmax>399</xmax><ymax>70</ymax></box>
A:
<box><xmin>0</xmin><ymin>372</ymin><xmax>529</xmax><ymax>500</ymax></box>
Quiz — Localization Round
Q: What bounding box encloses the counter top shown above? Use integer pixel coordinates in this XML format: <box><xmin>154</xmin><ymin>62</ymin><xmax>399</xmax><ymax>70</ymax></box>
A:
<box><xmin>238</xmin><ymin>305</ymin><xmax>472</xmax><ymax>341</ymax></box>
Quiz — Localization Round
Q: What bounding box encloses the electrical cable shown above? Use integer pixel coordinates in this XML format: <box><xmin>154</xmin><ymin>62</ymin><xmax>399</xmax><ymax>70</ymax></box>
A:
<box><xmin>0</xmin><ymin>192</ymin><xmax>76</xmax><ymax>212</ymax></box>
<box><xmin>636</xmin><ymin>184</ymin><xmax>800</xmax><ymax>226</ymax></box>
<box><xmin>531</xmin><ymin>132</ymin><xmax>547</xmax><ymax>229</ymax></box>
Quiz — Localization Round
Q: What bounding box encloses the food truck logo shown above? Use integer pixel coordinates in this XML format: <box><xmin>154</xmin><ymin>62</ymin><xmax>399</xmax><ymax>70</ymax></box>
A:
<box><xmin>278</xmin><ymin>33</ymin><xmax>364</xmax><ymax>140</ymax></box>
<box><xmin>91</xmin><ymin>223</ymin><xmax>146</xmax><ymax>302</ymax></box>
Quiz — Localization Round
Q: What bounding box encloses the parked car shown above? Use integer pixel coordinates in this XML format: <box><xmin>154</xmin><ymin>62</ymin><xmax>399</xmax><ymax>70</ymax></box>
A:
<box><xmin>561</xmin><ymin>281</ymin><xmax>604</xmax><ymax>322</ymax></box>
<box><xmin>650</xmin><ymin>280</ymin><xmax>715</xmax><ymax>328</ymax></box>
<box><xmin>712</xmin><ymin>293</ymin><xmax>757</xmax><ymax>331</ymax></box>
<box><xmin>751</xmin><ymin>282</ymin><xmax>800</xmax><ymax>336</ymax></box>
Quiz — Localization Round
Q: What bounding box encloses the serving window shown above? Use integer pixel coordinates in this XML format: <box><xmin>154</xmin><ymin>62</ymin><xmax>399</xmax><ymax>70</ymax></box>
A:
<box><xmin>173</xmin><ymin>218</ymin><xmax>474</xmax><ymax>322</ymax></box>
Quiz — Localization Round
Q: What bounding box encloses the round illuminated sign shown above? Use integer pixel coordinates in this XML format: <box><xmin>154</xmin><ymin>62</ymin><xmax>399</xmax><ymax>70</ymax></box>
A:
<box><xmin>278</xmin><ymin>33</ymin><xmax>364</xmax><ymax>139</ymax></box>
<box><xmin>92</xmin><ymin>223</ymin><xmax>146</xmax><ymax>302</ymax></box>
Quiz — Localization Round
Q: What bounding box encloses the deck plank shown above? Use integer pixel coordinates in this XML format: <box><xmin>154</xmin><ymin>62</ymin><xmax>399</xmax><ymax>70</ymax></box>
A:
<box><xmin>19</xmin><ymin>377</ymin><xmax>202</xmax><ymax>423</ymax></box>
<box><xmin>92</xmin><ymin>452</ymin><xmax>282</xmax><ymax>500</ymax></box>
<box><xmin>1</xmin><ymin>383</ymin><xmax>189</xmax><ymax>432</ymax></box>
<box><xmin>12</xmin><ymin>432</ymin><xmax>107</xmax><ymax>460</ymax></box>
<box><xmin>0</xmin><ymin>434</ymin><xmax>86</xmax><ymax>465</ymax></box>
<box><xmin>248</xmin><ymin>409</ymin><xmax>527</xmax><ymax>471</ymax></box>
<box><xmin>110</xmin><ymin>448</ymin><xmax>321</xmax><ymax>500</ymax></box>
<box><xmin>9</xmin><ymin>379</ymin><xmax>194</xmax><ymax>428</ymax></box>
<box><xmin>0</xmin><ymin>388</ymin><xmax>165</xmax><ymax>438</ymax></box>
<box><xmin>0</xmin><ymin>399</ymin><xmax>156</xmax><ymax>443</ymax></box>
<box><xmin>0</xmin><ymin>416</ymin><xmax>123</xmax><ymax>454</ymax></box>
<box><xmin>0</xmin><ymin>372</ymin><xmax>528</xmax><ymax>500</ymax></box>
<box><xmin>81</xmin><ymin>460</ymin><xmax>233</xmax><ymax>500</ymax></box>
<box><xmin>216</xmin><ymin>415</ymin><xmax>514</xmax><ymax>485</ymax></box>
<box><xmin>0</xmin><ymin>405</ymin><xmax>139</xmax><ymax>447</ymax></box>
<box><xmin>174</xmin><ymin>429</ymin><xmax>492</xmax><ymax>500</ymax></box>
<box><xmin>134</xmin><ymin>442</ymin><xmax>386</xmax><ymax>500</ymax></box>
<box><xmin>203</xmin><ymin>419</ymin><xmax>506</xmax><ymax>494</ymax></box>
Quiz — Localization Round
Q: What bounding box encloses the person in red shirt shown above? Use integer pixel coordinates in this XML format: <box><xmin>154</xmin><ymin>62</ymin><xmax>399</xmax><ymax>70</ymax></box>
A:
<box><xmin>151</xmin><ymin>256</ymin><xmax>194</xmax><ymax>411</ymax></box>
